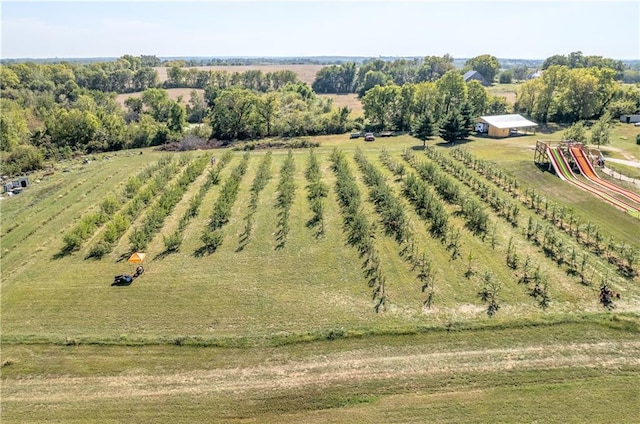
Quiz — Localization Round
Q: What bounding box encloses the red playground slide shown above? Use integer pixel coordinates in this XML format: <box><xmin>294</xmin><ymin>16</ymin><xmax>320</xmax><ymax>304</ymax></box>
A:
<box><xmin>569</xmin><ymin>146</ymin><xmax>640</xmax><ymax>204</ymax></box>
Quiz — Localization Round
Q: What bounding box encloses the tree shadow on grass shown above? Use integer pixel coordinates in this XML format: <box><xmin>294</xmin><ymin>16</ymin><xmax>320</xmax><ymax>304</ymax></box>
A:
<box><xmin>194</xmin><ymin>245</ymin><xmax>217</xmax><ymax>257</ymax></box>
<box><xmin>154</xmin><ymin>249</ymin><xmax>177</xmax><ymax>261</ymax></box>
<box><xmin>52</xmin><ymin>247</ymin><xmax>74</xmax><ymax>260</ymax></box>
<box><xmin>235</xmin><ymin>232</ymin><xmax>250</xmax><ymax>252</ymax></box>
<box><xmin>435</xmin><ymin>139</ymin><xmax>474</xmax><ymax>148</ymax></box>
<box><xmin>115</xmin><ymin>252</ymin><xmax>134</xmax><ymax>263</ymax></box>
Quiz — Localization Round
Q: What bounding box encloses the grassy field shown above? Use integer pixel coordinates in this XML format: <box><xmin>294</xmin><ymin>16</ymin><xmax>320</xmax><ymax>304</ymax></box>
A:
<box><xmin>486</xmin><ymin>82</ymin><xmax>520</xmax><ymax>107</ymax></box>
<box><xmin>2</xmin><ymin>126</ymin><xmax>639</xmax><ymax>422</ymax></box>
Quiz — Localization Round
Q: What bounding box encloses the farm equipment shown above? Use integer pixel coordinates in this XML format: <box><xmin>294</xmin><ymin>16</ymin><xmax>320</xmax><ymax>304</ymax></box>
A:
<box><xmin>112</xmin><ymin>274</ymin><xmax>133</xmax><ymax>286</ymax></box>
<box><xmin>111</xmin><ymin>266</ymin><xmax>144</xmax><ymax>286</ymax></box>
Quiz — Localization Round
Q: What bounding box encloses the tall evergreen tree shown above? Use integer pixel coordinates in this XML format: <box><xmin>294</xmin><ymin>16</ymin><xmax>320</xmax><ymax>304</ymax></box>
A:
<box><xmin>460</xmin><ymin>102</ymin><xmax>474</xmax><ymax>139</ymax></box>
<box><xmin>413</xmin><ymin>114</ymin><xmax>434</xmax><ymax>147</ymax></box>
<box><xmin>439</xmin><ymin>111</ymin><xmax>465</xmax><ymax>143</ymax></box>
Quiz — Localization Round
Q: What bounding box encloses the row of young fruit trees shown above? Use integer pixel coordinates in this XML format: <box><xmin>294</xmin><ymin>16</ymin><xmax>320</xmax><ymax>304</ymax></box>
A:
<box><xmin>60</xmin><ymin>146</ymin><xmax>637</xmax><ymax>314</ymax></box>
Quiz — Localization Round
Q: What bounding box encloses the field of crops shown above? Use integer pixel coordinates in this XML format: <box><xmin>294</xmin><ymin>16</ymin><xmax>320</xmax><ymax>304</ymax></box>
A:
<box><xmin>2</xmin><ymin>130</ymin><xmax>639</xmax><ymax>422</ymax></box>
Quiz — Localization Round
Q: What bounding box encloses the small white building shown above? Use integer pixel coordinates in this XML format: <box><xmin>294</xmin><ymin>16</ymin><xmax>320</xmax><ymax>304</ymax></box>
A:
<box><xmin>477</xmin><ymin>114</ymin><xmax>538</xmax><ymax>138</ymax></box>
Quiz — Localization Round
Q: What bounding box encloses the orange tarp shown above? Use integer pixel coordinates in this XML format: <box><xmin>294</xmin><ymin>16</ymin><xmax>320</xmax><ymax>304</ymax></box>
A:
<box><xmin>128</xmin><ymin>252</ymin><xmax>146</xmax><ymax>263</ymax></box>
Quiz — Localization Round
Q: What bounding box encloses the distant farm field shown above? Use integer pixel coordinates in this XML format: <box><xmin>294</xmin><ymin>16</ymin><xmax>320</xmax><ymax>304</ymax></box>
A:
<box><xmin>115</xmin><ymin>87</ymin><xmax>203</xmax><ymax>107</ymax></box>
<box><xmin>2</xmin><ymin>128</ymin><xmax>639</xmax><ymax>422</ymax></box>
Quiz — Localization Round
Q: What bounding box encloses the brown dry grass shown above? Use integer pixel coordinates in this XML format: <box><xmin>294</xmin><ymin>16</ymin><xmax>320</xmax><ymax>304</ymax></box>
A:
<box><xmin>115</xmin><ymin>88</ymin><xmax>204</xmax><ymax>107</ymax></box>
<box><xmin>153</xmin><ymin>64</ymin><xmax>325</xmax><ymax>86</ymax></box>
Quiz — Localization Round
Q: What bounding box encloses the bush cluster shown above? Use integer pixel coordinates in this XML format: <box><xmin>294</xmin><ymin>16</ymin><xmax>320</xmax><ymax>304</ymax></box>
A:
<box><xmin>239</xmin><ymin>151</ymin><xmax>272</xmax><ymax>248</ymax></box>
<box><xmin>354</xmin><ymin>148</ymin><xmax>410</xmax><ymax>243</ymax></box>
<box><xmin>130</xmin><ymin>154</ymin><xmax>210</xmax><ymax>252</ymax></box>
<box><xmin>330</xmin><ymin>148</ymin><xmax>387</xmax><ymax>312</ymax></box>
<box><xmin>200</xmin><ymin>152</ymin><xmax>249</xmax><ymax>252</ymax></box>
<box><xmin>275</xmin><ymin>150</ymin><xmax>297</xmax><ymax>247</ymax></box>
<box><xmin>304</xmin><ymin>149</ymin><xmax>327</xmax><ymax>237</ymax></box>
<box><xmin>166</xmin><ymin>151</ymin><xmax>234</xmax><ymax>252</ymax></box>
<box><xmin>63</xmin><ymin>158</ymin><xmax>170</xmax><ymax>254</ymax></box>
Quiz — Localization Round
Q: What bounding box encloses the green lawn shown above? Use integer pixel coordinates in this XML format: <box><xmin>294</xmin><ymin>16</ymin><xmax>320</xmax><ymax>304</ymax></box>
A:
<box><xmin>2</xmin><ymin>128</ymin><xmax>639</xmax><ymax>422</ymax></box>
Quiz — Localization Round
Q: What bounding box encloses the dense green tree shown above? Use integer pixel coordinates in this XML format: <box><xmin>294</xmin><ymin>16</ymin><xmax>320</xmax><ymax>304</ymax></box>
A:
<box><xmin>466</xmin><ymin>80</ymin><xmax>489</xmax><ymax>119</ymax></box>
<box><xmin>589</xmin><ymin>112</ymin><xmax>613</xmax><ymax>148</ymax></box>
<box><xmin>562</xmin><ymin>121</ymin><xmax>587</xmax><ymax>142</ymax></box>
<box><xmin>499</xmin><ymin>70</ymin><xmax>513</xmax><ymax>83</ymax></box>
<box><xmin>391</xmin><ymin>84</ymin><xmax>416</xmax><ymax>132</ymax></box>
<box><xmin>132</xmin><ymin>67</ymin><xmax>159</xmax><ymax>91</ymax></box>
<box><xmin>141</xmin><ymin>88</ymin><xmax>171</xmax><ymax>121</ymax></box>
<box><xmin>209</xmin><ymin>87</ymin><xmax>258</xmax><ymax>140</ymax></box>
<box><xmin>167</xmin><ymin>101</ymin><xmax>187</xmax><ymax>135</ymax></box>
<box><xmin>417</xmin><ymin>55</ymin><xmax>455</xmax><ymax>82</ymax></box>
<box><xmin>312</xmin><ymin>63</ymin><xmax>357</xmax><ymax>93</ymax></box>
<box><xmin>1</xmin><ymin>144</ymin><xmax>44</xmax><ymax>174</ymax></box>
<box><xmin>487</xmin><ymin>95</ymin><xmax>509</xmax><ymax>115</ymax></box>
<box><xmin>124</xmin><ymin>96</ymin><xmax>143</xmax><ymax>122</ymax></box>
<box><xmin>140</xmin><ymin>55</ymin><xmax>161</xmax><ymax>67</ymax></box>
<box><xmin>412</xmin><ymin>81</ymin><xmax>439</xmax><ymax>118</ymax></box>
<box><xmin>459</xmin><ymin>102</ymin><xmax>473</xmax><ymax>139</ymax></box>
<box><xmin>44</xmin><ymin>108</ymin><xmax>100</xmax><ymax>151</ymax></box>
<box><xmin>558</xmin><ymin>68</ymin><xmax>601</xmax><ymax>121</ymax></box>
<box><xmin>534</xmin><ymin>65</ymin><xmax>569</xmax><ymax>123</ymax></box>
<box><xmin>357</xmin><ymin>70</ymin><xmax>390</xmax><ymax>97</ymax></box>
<box><xmin>255</xmin><ymin>92</ymin><xmax>280</xmax><ymax>136</ymax></box>
<box><xmin>166</xmin><ymin>66</ymin><xmax>185</xmax><ymax>88</ymax></box>
<box><xmin>93</xmin><ymin>109</ymin><xmax>127</xmax><ymax>151</ymax></box>
<box><xmin>186</xmin><ymin>89</ymin><xmax>207</xmax><ymax>123</ymax></box>
<box><xmin>0</xmin><ymin>66</ymin><xmax>21</xmax><ymax>90</ymax></box>
<box><xmin>436</xmin><ymin>70</ymin><xmax>467</xmax><ymax>118</ymax></box>
<box><xmin>543</xmin><ymin>51</ymin><xmax>625</xmax><ymax>79</ymax></box>
<box><xmin>362</xmin><ymin>84</ymin><xmax>399</xmax><ymax>131</ymax></box>
<box><xmin>0</xmin><ymin>99</ymin><xmax>29</xmax><ymax>151</ymax></box>
<box><xmin>465</xmin><ymin>54</ymin><xmax>501</xmax><ymax>83</ymax></box>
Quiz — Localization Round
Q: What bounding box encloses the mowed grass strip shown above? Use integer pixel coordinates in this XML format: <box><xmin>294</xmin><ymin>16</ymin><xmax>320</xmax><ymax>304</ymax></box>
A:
<box><xmin>2</xmin><ymin>322</ymin><xmax>639</xmax><ymax>422</ymax></box>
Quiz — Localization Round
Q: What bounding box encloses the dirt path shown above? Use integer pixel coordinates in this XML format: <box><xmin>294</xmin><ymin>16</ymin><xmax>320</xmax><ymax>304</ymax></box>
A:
<box><xmin>4</xmin><ymin>340</ymin><xmax>639</xmax><ymax>403</ymax></box>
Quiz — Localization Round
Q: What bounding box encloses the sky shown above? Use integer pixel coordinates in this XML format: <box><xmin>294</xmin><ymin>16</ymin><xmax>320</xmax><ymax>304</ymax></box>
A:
<box><xmin>1</xmin><ymin>0</ymin><xmax>639</xmax><ymax>60</ymax></box>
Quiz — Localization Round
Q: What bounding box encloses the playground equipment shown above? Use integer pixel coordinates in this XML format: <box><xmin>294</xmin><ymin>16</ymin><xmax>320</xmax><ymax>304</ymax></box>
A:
<box><xmin>568</xmin><ymin>146</ymin><xmax>640</xmax><ymax>204</ymax></box>
<box><xmin>535</xmin><ymin>140</ymin><xmax>640</xmax><ymax>217</ymax></box>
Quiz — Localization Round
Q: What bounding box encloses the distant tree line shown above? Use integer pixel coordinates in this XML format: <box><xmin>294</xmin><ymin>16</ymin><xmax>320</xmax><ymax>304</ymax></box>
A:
<box><xmin>0</xmin><ymin>55</ymin><xmax>356</xmax><ymax>175</ymax></box>
<box><xmin>312</xmin><ymin>51</ymin><xmax>638</xmax><ymax>96</ymax></box>
<box><xmin>360</xmin><ymin>70</ymin><xmax>507</xmax><ymax>136</ymax></box>
<box><xmin>163</xmin><ymin>67</ymin><xmax>299</xmax><ymax>91</ymax></box>
<box><xmin>514</xmin><ymin>65</ymin><xmax>640</xmax><ymax>123</ymax></box>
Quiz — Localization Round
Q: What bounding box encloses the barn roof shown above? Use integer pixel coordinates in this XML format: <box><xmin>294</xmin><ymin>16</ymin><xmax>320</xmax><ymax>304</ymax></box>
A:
<box><xmin>463</xmin><ymin>70</ymin><xmax>480</xmax><ymax>80</ymax></box>
<box><xmin>479</xmin><ymin>114</ymin><xmax>538</xmax><ymax>129</ymax></box>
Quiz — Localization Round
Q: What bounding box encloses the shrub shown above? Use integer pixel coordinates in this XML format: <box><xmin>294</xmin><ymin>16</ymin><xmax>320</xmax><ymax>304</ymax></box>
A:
<box><xmin>62</xmin><ymin>232</ymin><xmax>84</xmax><ymax>252</ymax></box>
<box><xmin>1</xmin><ymin>145</ymin><xmax>44</xmax><ymax>176</ymax></box>
<box><xmin>163</xmin><ymin>230</ymin><xmax>183</xmax><ymax>252</ymax></box>
<box><xmin>636</xmin><ymin>134</ymin><xmax>640</xmax><ymax>145</ymax></box>
<box><xmin>201</xmin><ymin>228</ymin><xmax>224</xmax><ymax>251</ymax></box>
<box><xmin>87</xmin><ymin>241</ymin><xmax>111</xmax><ymax>259</ymax></box>
<box><xmin>100</xmin><ymin>195</ymin><xmax>119</xmax><ymax>216</ymax></box>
